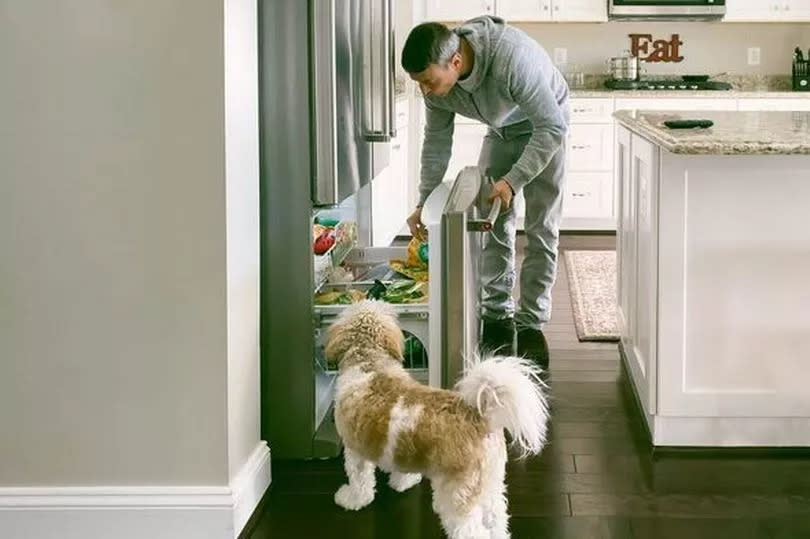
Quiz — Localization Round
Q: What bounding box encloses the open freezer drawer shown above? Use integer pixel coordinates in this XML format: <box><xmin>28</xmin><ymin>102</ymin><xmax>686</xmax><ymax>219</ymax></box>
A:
<box><xmin>311</xmin><ymin>245</ymin><xmax>432</xmax><ymax>442</ymax></box>
<box><xmin>423</xmin><ymin>166</ymin><xmax>499</xmax><ymax>389</ymax></box>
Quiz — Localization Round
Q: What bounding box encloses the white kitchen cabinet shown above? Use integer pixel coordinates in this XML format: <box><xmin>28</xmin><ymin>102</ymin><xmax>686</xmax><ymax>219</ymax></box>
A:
<box><xmin>614</xmin><ymin>98</ymin><xmax>737</xmax><ymax>112</ymax></box>
<box><xmin>444</xmin><ymin>119</ymin><xmax>487</xmax><ymax>183</ymax></box>
<box><xmin>619</xmin><ymin>132</ymin><xmax>659</xmax><ymax>416</ymax></box>
<box><xmin>371</xmin><ymin>100</ymin><xmax>411</xmax><ymax>246</ymax></box>
<box><xmin>563</xmin><ymin>172</ymin><xmax>613</xmax><ymax>218</ymax></box>
<box><xmin>615</xmin><ymin>125</ymin><xmax>634</xmax><ymax>366</ymax></box>
<box><xmin>497</xmin><ymin>0</ymin><xmax>606</xmax><ymax>21</ymax></box>
<box><xmin>424</xmin><ymin>0</ymin><xmax>494</xmax><ymax>21</ymax></box>
<box><xmin>737</xmin><ymin>98</ymin><xmax>810</xmax><ymax>111</ymax></box>
<box><xmin>567</xmin><ymin>124</ymin><xmax>614</xmax><ymax>172</ymax></box>
<box><xmin>497</xmin><ymin>0</ymin><xmax>552</xmax><ymax>21</ymax></box>
<box><xmin>724</xmin><ymin>0</ymin><xmax>810</xmax><ymax>21</ymax></box>
<box><xmin>550</xmin><ymin>0</ymin><xmax>608</xmax><ymax>21</ymax></box>
<box><xmin>570</xmin><ymin>98</ymin><xmax>615</xmax><ymax>124</ymax></box>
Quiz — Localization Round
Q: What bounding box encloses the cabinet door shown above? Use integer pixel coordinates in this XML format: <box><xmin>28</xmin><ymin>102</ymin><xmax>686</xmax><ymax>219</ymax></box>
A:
<box><xmin>498</xmin><ymin>0</ymin><xmax>552</xmax><ymax>21</ymax></box>
<box><xmin>724</xmin><ymin>0</ymin><xmax>776</xmax><ymax>21</ymax></box>
<box><xmin>567</xmin><ymin>124</ymin><xmax>614</xmax><ymax>172</ymax></box>
<box><xmin>628</xmin><ymin>134</ymin><xmax>659</xmax><ymax>414</ymax></box>
<box><xmin>737</xmin><ymin>98</ymin><xmax>810</xmax><ymax>111</ymax></box>
<box><xmin>563</xmin><ymin>172</ymin><xmax>613</xmax><ymax>218</ymax></box>
<box><xmin>551</xmin><ymin>0</ymin><xmax>607</xmax><ymax>21</ymax></box>
<box><xmin>425</xmin><ymin>0</ymin><xmax>494</xmax><ymax>21</ymax></box>
<box><xmin>785</xmin><ymin>0</ymin><xmax>810</xmax><ymax>20</ymax></box>
<box><xmin>615</xmin><ymin>126</ymin><xmax>633</xmax><ymax>346</ymax></box>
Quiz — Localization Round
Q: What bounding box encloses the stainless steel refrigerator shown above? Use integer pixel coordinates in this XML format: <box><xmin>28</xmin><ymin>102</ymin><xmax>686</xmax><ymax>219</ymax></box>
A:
<box><xmin>260</xmin><ymin>0</ymin><xmax>496</xmax><ymax>460</ymax></box>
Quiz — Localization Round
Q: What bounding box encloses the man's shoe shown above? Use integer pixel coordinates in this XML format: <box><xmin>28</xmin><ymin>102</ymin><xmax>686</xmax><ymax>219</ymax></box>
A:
<box><xmin>517</xmin><ymin>327</ymin><xmax>550</xmax><ymax>371</ymax></box>
<box><xmin>481</xmin><ymin>318</ymin><xmax>516</xmax><ymax>355</ymax></box>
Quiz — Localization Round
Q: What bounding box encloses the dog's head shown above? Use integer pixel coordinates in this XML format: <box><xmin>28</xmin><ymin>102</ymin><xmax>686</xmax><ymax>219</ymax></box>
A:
<box><xmin>324</xmin><ymin>300</ymin><xmax>404</xmax><ymax>366</ymax></box>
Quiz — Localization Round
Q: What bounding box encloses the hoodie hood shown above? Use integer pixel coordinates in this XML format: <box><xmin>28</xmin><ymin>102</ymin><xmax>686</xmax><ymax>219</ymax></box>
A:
<box><xmin>453</xmin><ymin>16</ymin><xmax>506</xmax><ymax>94</ymax></box>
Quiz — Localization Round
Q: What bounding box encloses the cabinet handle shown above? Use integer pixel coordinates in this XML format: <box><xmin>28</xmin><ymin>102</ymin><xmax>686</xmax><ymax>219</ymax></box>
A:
<box><xmin>572</xmin><ymin>144</ymin><xmax>591</xmax><ymax>150</ymax></box>
<box><xmin>573</xmin><ymin>108</ymin><xmax>593</xmax><ymax>113</ymax></box>
<box><xmin>543</xmin><ymin>3</ymin><xmax>550</xmax><ymax>11</ymax></box>
<box><xmin>572</xmin><ymin>192</ymin><xmax>588</xmax><ymax>198</ymax></box>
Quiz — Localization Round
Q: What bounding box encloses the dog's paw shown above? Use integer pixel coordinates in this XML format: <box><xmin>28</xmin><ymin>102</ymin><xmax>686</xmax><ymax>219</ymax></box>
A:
<box><xmin>334</xmin><ymin>484</ymin><xmax>374</xmax><ymax>511</ymax></box>
<box><xmin>389</xmin><ymin>472</ymin><xmax>422</xmax><ymax>492</ymax></box>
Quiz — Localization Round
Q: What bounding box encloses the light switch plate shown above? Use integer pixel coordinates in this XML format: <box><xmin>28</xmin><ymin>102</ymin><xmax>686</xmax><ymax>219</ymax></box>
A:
<box><xmin>553</xmin><ymin>48</ymin><xmax>568</xmax><ymax>66</ymax></box>
<box><xmin>748</xmin><ymin>47</ymin><xmax>761</xmax><ymax>66</ymax></box>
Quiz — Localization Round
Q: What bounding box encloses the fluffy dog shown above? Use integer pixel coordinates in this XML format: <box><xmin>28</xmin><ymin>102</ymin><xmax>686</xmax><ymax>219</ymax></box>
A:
<box><xmin>325</xmin><ymin>300</ymin><xmax>550</xmax><ymax>539</ymax></box>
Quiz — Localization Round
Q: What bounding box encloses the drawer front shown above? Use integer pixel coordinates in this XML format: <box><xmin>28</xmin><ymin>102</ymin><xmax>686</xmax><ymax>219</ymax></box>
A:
<box><xmin>563</xmin><ymin>172</ymin><xmax>613</xmax><ymax>219</ymax></box>
<box><xmin>567</xmin><ymin>124</ymin><xmax>614</xmax><ymax>172</ymax></box>
<box><xmin>614</xmin><ymin>98</ymin><xmax>737</xmax><ymax>111</ymax></box>
<box><xmin>570</xmin><ymin>98</ymin><xmax>615</xmax><ymax>124</ymax></box>
<box><xmin>737</xmin><ymin>98</ymin><xmax>810</xmax><ymax>111</ymax></box>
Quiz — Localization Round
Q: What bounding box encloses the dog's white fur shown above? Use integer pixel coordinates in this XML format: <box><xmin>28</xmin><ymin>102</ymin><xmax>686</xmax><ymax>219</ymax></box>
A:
<box><xmin>325</xmin><ymin>300</ymin><xmax>550</xmax><ymax>539</ymax></box>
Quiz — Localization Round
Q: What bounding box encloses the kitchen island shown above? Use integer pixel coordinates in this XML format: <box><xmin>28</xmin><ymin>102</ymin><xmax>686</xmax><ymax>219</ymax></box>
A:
<box><xmin>613</xmin><ymin>109</ymin><xmax>810</xmax><ymax>447</ymax></box>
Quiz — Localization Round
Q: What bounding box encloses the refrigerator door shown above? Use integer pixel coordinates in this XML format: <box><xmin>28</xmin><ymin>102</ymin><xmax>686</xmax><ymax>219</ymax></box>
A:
<box><xmin>441</xmin><ymin>166</ymin><xmax>501</xmax><ymax>388</ymax></box>
<box><xmin>311</xmin><ymin>0</ymin><xmax>395</xmax><ymax>206</ymax></box>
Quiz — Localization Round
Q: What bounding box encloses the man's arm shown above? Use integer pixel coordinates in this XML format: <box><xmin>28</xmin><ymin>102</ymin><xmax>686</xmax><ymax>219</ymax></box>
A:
<box><xmin>418</xmin><ymin>100</ymin><xmax>455</xmax><ymax>206</ymax></box>
<box><xmin>501</xmin><ymin>51</ymin><xmax>567</xmax><ymax>194</ymax></box>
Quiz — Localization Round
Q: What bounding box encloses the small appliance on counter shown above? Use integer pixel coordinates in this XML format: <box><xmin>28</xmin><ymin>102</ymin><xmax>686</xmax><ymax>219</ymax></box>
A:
<box><xmin>607</xmin><ymin>51</ymin><xmax>642</xmax><ymax>82</ymax></box>
<box><xmin>793</xmin><ymin>47</ymin><xmax>810</xmax><ymax>91</ymax></box>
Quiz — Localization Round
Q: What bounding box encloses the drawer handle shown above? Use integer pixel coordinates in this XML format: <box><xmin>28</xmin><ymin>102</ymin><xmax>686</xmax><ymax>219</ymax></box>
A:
<box><xmin>572</xmin><ymin>192</ymin><xmax>588</xmax><ymax>198</ymax></box>
<box><xmin>573</xmin><ymin>108</ymin><xmax>592</xmax><ymax>113</ymax></box>
<box><xmin>571</xmin><ymin>144</ymin><xmax>591</xmax><ymax>150</ymax></box>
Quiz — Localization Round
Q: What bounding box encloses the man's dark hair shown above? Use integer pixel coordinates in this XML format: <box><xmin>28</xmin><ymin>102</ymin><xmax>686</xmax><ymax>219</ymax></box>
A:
<box><xmin>400</xmin><ymin>22</ymin><xmax>460</xmax><ymax>74</ymax></box>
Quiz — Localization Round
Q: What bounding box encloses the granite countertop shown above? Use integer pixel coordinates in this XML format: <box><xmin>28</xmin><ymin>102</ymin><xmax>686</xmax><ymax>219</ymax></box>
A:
<box><xmin>613</xmin><ymin>110</ymin><xmax>810</xmax><ymax>155</ymax></box>
<box><xmin>569</xmin><ymin>74</ymin><xmax>808</xmax><ymax>99</ymax></box>
<box><xmin>571</xmin><ymin>88</ymin><xmax>807</xmax><ymax>99</ymax></box>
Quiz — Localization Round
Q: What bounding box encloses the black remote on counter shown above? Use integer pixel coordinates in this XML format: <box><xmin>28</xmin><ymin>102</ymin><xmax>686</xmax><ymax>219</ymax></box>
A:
<box><xmin>663</xmin><ymin>119</ymin><xmax>714</xmax><ymax>129</ymax></box>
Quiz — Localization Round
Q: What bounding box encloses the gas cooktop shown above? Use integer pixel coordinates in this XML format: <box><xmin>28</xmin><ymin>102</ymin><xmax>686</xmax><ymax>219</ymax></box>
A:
<box><xmin>605</xmin><ymin>78</ymin><xmax>733</xmax><ymax>91</ymax></box>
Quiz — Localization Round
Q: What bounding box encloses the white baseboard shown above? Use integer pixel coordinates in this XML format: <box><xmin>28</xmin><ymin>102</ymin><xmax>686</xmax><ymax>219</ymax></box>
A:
<box><xmin>0</xmin><ymin>442</ymin><xmax>271</xmax><ymax>539</ymax></box>
<box><xmin>231</xmin><ymin>441</ymin><xmax>272</xmax><ymax>535</ymax></box>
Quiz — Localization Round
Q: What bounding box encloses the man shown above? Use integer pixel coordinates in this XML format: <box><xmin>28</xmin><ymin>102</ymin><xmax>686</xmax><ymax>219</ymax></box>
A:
<box><xmin>401</xmin><ymin>16</ymin><xmax>569</xmax><ymax>369</ymax></box>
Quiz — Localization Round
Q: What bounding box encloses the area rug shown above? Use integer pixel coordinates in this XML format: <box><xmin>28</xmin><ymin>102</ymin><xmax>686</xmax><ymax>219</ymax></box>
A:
<box><xmin>563</xmin><ymin>250</ymin><xmax>619</xmax><ymax>342</ymax></box>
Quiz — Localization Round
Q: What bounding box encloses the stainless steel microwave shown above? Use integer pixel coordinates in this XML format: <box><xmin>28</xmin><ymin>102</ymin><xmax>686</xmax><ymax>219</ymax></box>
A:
<box><xmin>609</xmin><ymin>0</ymin><xmax>726</xmax><ymax>20</ymax></box>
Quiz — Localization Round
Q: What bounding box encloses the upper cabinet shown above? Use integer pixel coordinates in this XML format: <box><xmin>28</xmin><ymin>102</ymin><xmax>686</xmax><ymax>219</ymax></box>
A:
<box><xmin>423</xmin><ymin>0</ymin><xmax>606</xmax><ymax>22</ymax></box>
<box><xmin>548</xmin><ymin>0</ymin><xmax>608</xmax><ymax>22</ymax></box>
<box><xmin>424</xmin><ymin>0</ymin><xmax>494</xmax><ymax>21</ymax></box>
<box><xmin>724</xmin><ymin>0</ymin><xmax>810</xmax><ymax>21</ymax></box>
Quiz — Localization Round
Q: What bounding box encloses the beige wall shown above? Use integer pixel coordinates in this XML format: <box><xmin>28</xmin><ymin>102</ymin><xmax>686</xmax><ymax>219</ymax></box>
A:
<box><xmin>0</xmin><ymin>0</ymin><xmax>259</xmax><ymax>487</ymax></box>
<box><xmin>516</xmin><ymin>21</ymin><xmax>809</xmax><ymax>76</ymax></box>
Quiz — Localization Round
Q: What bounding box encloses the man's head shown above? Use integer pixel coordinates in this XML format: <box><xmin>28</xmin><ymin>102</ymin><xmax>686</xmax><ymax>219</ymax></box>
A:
<box><xmin>401</xmin><ymin>22</ymin><xmax>462</xmax><ymax>98</ymax></box>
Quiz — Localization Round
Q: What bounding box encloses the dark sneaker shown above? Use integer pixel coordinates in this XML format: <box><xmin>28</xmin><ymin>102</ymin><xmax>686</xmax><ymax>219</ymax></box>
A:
<box><xmin>517</xmin><ymin>327</ymin><xmax>550</xmax><ymax>371</ymax></box>
<box><xmin>481</xmin><ymin>317</ymin><xmax>516</xmax><ymax>355</ymax></box>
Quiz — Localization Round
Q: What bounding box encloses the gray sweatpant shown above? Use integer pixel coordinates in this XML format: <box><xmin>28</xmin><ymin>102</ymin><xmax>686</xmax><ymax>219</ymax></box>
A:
<box><xmin>477</xmin><ymin>127</ymin><xmax>566</xmax><ymax>330</ymax></box>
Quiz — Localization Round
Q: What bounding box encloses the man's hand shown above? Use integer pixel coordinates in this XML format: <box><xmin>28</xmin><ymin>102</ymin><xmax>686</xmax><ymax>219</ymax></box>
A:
<box><xmin>488</xmin><ymin>179</ymin><xmax>514</xmax><ymax>210</ymax></box>
<box><xmin>406</xmin><ymin>206</ymin><xmax>426</xmax><ymax>240</ymax></box>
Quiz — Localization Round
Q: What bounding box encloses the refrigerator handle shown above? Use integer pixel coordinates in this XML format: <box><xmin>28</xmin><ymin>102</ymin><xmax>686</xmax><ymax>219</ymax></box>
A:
<box><xmin>311</xmin><ymin>0</ymin><xmax>339</xmax><ymax>205</ymax></box>
<box><xmin>362</xmin><ymin>0</ymin><xmax>395</xmax><ymax>142</ymax></box>
<box><xmin>467</xmin><ymin>198</ymin><xmax>502</xmax><ymax>232</ymax></box>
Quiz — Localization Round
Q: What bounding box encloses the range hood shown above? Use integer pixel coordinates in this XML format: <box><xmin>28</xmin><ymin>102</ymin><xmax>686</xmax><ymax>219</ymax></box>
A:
<box><xmin>609</xmin><ymin>1</ymin><xmax>726</xmax><ymax>21</ymax></box>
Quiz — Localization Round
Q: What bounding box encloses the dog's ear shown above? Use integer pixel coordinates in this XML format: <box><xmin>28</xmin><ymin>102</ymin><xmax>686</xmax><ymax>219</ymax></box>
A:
<box><xmin>324</xmin><ymin>321</ymin><xmax>348</xmax><ymax>365</ymax></box>
<box><xmin>381</xmin><ymin>318</ymin><xmax>405</xmax><ymax>361</ymax></box>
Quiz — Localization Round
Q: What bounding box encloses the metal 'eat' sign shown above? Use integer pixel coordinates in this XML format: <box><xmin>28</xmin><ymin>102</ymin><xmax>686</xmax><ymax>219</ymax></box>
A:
<box><xmin>629</xmin><ymin>33</ymin><xmax>684</xmax><ymax>63</ymax></box>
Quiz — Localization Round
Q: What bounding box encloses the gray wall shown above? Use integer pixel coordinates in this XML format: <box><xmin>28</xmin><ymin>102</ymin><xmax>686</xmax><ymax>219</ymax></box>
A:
<box><xmin>0</xmin><ymin>0</ymin><xmax>259</xmax><ymax>486</ymax></box>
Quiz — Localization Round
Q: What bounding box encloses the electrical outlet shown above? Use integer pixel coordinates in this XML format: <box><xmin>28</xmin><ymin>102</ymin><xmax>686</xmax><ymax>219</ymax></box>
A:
<box><xmin>748</xmin><ymin>47</ymin><xmax>761</xmax><ymax>66</ymax></box>
<box><xmin>553</xmin><ymin>48</ymin><xmax>567</xmax><ymax>66</ymax></box>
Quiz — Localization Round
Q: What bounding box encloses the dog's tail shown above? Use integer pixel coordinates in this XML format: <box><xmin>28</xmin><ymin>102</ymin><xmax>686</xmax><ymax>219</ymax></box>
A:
<box><xmin>456</xmin><ymin>355</ymin><xmax>549</xmax><ymax>458</ymax></box>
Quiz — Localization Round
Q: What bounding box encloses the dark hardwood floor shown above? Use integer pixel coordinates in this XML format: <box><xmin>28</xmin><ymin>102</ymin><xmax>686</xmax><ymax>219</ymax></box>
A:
<box><xmin>246</xmin><ymin>234</ymin><xmax>810</xmax><ymax>538</ymax></box>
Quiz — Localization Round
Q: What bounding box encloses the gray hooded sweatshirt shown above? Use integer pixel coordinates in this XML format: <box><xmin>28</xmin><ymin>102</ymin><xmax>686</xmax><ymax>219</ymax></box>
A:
<box><xmin>418</xmin><ymin>16</ymin><xmax>569</xmax><ymax>205</ymax></box>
